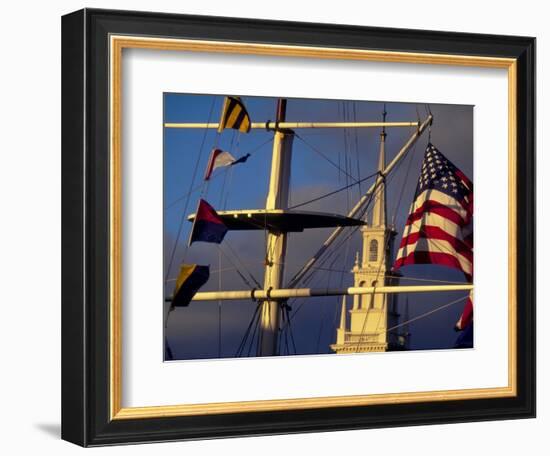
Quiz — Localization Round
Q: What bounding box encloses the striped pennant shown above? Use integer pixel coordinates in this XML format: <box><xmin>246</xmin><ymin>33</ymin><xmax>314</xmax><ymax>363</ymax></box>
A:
<box><xmin>217</xmin><ymin>96</ymin><xmax>251</xmax><ymax>133</ymax></box>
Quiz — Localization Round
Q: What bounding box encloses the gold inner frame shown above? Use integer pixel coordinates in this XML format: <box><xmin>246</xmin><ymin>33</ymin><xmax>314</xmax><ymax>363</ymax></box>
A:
<box><xmin>109</xmin><ymin>35</ymin><xmax>517</xmax><ymax>420</ymax></box>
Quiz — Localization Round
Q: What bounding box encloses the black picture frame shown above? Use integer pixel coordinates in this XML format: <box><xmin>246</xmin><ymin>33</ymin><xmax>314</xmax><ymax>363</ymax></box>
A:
<box><xmin>62</xmin><ymin>8</ymin><xmax>535</xmax><ymax>447</ymax></box>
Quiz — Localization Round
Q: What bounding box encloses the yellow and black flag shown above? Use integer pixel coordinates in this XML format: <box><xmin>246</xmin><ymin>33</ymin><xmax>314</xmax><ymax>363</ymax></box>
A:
<box><xmin>217</xmin><ymin>96</ymin><xmax>251</xmax><ymax>133</ymax></box>
<box><xmin>171</xmin><ymin>264</ymin><xmax>210</xmax><ymax>308</ymax></box>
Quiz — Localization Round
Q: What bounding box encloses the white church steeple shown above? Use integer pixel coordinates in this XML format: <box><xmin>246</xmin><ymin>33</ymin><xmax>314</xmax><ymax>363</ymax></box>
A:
<box><xmin>331</xmin><ymin>108</ymin><xmax>403</xmax><ymax>353</ymax></box>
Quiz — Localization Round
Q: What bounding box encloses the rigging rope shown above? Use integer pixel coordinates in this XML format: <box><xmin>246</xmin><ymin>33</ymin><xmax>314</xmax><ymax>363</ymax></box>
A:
<box><xmin>294</xmin><ymin>133</ymin><xmax>359</xmax><ymax>184</ymax></box>
<box><xmin>217</xmin><ymin>245</ymin><xmax>257</xmax><ymax>290</ymax></box>
<box><xmin>391</xmin><ymin>140</ymin><xmax>417</xmax><ymax>226</ymax></box>
<box><xmin>295</xmin><ymin>176</ymin><xmax>379</xmax><ymax>286</ymax></box>
<box><xmin>285</xmin><ymin>304</ymin><xmax>298</xmax><ymax>354</ymax></box>
<box><xmin>164</xmin><ymin>96</ymin><xmax>216</xmax><ymax>285</ymax></box>
<box><xmin>280</xmin><ymin>262</ymin><xmax>338</xmax><ymax>332</ymax></box>
<box><xmin>224</xmin><ymin>241</ymin><xmax>262</xmax><ymax>288</ymax></box>
<box><xmin>314</xmin><ymin>255</ymin><xmax>340</xmax><ymax>353</ymax></box>
<box><xmin>398</xmin><ymin>275</ymin><xmax>469</xmax><ymax>285</ymax></box>
<box><xmin>235</xmin><ymin>303</ymin><xmax>261</xmax><ymax>357</ymax></box>
<box><xmin>337</xmin><ymin>103</ymin><xmax>343</xmax><ymax>185</ymax></box>
<box><xmin>331</xmin><ymin>215</ymin><xmax>353</xmax><ymax>339</ymax></box>
<box><xmin>344</xmin><ymin>101</ymin><xmax>352</xmax><ymax>213</ymax></box>
<box><xmin>287</xmin><ymin>170</ymin><xmax>379</xmax><ymax>210</ymax></box>
<box><xmin>281</xmin><ymin>306</ymin><xmax>291</xmax><ymax>355</ymax></box>
<box><xmin>222</xmin><ymin>131</ymin><xmax>241</xmax><ymax>210</ymax></box>
<box><xmin>353</xmin><ymin>102</ymin><xmax>362</xmax><ymax>197</ymax></box>
<box><xmin>164</xmin><ymin>137</ymin><xmax>273</xmax><ymax>212</ymax></box>
<box><xmin>249</xmin><ymin>308</ymin><xmax>263</xmax><ymax>357</ymax></box>
<box><xmin>385</xmin><ymin>294</ymin><xmax>468</xmax><ymax>335</ymax></box>
<box><xmin>217</xmin><ymin>133</ymin><xmax>233</xmax><ymax>207</ymax></box>
<box><xmin>164</xmin><ymin>96</ymin><xmax>216</xmax><ymax>283</ymax></box>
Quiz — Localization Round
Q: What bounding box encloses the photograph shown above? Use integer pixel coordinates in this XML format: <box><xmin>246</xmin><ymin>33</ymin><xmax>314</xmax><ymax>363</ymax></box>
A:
<box><xmin>163</xmin><ymin>94</ymin><xmax>474</xmax><ymax>361</ymax></box>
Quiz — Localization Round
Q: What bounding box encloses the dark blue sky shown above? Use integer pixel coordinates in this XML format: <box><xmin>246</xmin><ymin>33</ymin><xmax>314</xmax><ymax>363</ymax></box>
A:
<box><xmin>163</xmin><ymin>93</ymin><xmax>473</xmax><ymax>360</ymax></box>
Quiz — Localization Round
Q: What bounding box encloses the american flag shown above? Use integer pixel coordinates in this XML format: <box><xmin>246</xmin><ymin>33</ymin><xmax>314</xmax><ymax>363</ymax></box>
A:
<box><xmin>393</xmin><ymin>143</ymin><xmax>473</xmax><ymax>282</ymax></box>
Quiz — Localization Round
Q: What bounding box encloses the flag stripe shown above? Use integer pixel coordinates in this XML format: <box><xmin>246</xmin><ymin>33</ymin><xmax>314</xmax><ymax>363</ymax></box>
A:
<box><xmin>410</xmin><ymin>188</ymin><xmax>471</xmax><ymax>218</ymax></box>
<box><xmin>226</xmin><ymin>96</ymin><xmax>238</xmax><ymax>112</ymax></box>
<box><xmin>406</xmin><ymin>200</ymin><xmax>466</xmax><ymax>227</ymax></box>
<box><xmin>195</xmin><ymin>199</ymin><xmax>226</xmax><ymax>225</ymax></box>
<box><xmin>398</xmin><ymin>224</ymin><xmax>473</xmax><ymax>263</ymax></box>
<box><xmin>395</xmin><ymin>237</ymin><xmax>472</xmax><ymax>276</ymax></box>
<box><xmin>393</xmin><ymin>250</ymin><xmax>472</xmax><ymax>281</ymax></box>
<box><xmin>233</xmin><ymin>108</ymin><xmax>246</xmax><ymax>130</ymax></box>
<box><xmin>204</xmin><ymin>148</ymin><xmax>222</xmax><ymax>180</ymax></box>
<box><xmin>226</xmin><ymin>103</ymin><xmax>242</xmax><ymax>127</ymax></box>
<box><xmin>417</xmin><ymin>186</ymin><xmax>472</xmax><ymax>216</ymax></box>
<box><xmin>191</xmin><ymin>220</ymin><xmax>228</xmax><ymax>243</ymax></box>
<box><xmin>189</xmin><ymin>199</ymin><xmax>228</xmax><ymax>245</ymax></box>
<box><xmin>241</xmin><ymin>116</ymin><xmax>250</xmax><ymax>132</ymax></box>
<box><xmin>213</xmin><ymin>151</ymin><xmax>236</xmax><ymax>169</ymax></box>
<box><xmin>406</xmin><ymin>189</ymin><xmax>471</xmax><ymax>225</ymax></box>
<box><xmin>403</xmin><ymin>211</ymin><xmax>465</xmax><ymax>242</ymax></box>
<box><xmin>172</xmin><ymin>264</ymin><xmax>210</xmax><ymax>307</ymax></box>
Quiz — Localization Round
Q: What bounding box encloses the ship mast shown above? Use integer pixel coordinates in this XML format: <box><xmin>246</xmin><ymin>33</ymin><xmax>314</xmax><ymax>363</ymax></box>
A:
<box><xmin>258</xmin><ymin>99</ymin><xmax>293</xmax><ymax>356</ymax></box>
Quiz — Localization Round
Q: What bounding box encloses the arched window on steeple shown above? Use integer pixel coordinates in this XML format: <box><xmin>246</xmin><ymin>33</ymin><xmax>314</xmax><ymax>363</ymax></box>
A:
<box><xmin>369</xmin><ymin>239</ymin><xmax>378</xmax><ymax>262</ymax></box>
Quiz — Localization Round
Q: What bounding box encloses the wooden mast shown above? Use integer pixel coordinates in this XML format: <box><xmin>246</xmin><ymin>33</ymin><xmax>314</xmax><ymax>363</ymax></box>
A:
<box><xmin>189</xmin><ymin>284</ymin><xmax>474</xmax><ymax>302</ymax></box>
<box><xmin>257</xmin><ymin>99</ymin><xmax>293</xmax><ymax>356</ymax></box>
<box><xmin>165</xmin><ymin>121</ymin><xmax>420</xmax><ymax>129</ymax></box>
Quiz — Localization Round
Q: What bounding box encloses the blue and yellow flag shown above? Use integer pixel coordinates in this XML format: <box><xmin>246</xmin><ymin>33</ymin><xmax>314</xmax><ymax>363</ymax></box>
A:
<box><xmin>171</xmin><ymin>264</ymin><xmax>210</xmax><ymax>308</ymax></box>
<box><xmin>217</xmin><ymin>96</ymin><xmax>251</xmax><ymax>133</ymax></box>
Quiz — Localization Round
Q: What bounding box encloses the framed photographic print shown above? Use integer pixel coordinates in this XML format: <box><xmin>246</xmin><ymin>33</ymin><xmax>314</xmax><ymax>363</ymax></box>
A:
<box><xmin>61</xmin><ymin>8</ymin><xmax>535</xmax><ymax>446</ymax></box>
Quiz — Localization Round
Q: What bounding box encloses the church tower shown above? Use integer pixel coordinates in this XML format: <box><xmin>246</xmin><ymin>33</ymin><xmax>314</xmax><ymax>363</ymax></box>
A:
<box><xmin>331</xmin><ymin>115</ymin><xmax>402</xmax><ymax>353</ymax></box>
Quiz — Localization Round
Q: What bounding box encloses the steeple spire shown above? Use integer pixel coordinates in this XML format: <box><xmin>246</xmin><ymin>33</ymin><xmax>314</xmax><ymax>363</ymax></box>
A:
<box><xmin>371</xmin><ymin>105</ymin><xmax>387</xmax><ymax>227</ymax></box>
<box><xmin>331</xmin><ymin>105</ymin><xmax>400</xmax><ymax>354</ymax></box>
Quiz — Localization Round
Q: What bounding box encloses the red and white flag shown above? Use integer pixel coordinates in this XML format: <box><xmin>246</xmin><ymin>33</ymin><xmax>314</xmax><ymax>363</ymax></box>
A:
<box><xmin>204</xmin><ymin>148</ymin><xmax>236</xmax><ymax>180</ymax></box>
<box><xmin>393</xmin><ymin>143</ymin><xmax>474</xmax><ymax>281</ymax></box>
